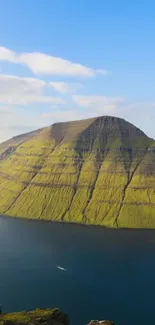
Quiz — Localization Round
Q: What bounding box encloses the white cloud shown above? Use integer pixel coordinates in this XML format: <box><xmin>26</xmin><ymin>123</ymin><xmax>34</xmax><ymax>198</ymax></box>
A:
<box><xmin>42</xmin><ymin>109</ymin><xmax>84</xmax><ymax>122</ymax></box>
<box><xmin>0</xmin><ymin>105</ymin><xmax>13</xmax><ymax>116</ymax></box>
<box><xmin>0</xmin><ymin>46</ymin><xmax>18</xmax><ymax>63</ymax></box>
<box><xmin>50</xmin><ymin>81</ymin><xmax>83</xmax><ymax>93</ymax></box>
<box><xmin>0</xmin><ymin>46</ymin><xmax>110</xmax><ymax>77</ymax></box>
<box><xmin>96</xmin><ymin>69</ymin><xmax>112</xmax><ymax>75</ymax></box>
<box><xmin>0</xmin><ymin>105</ymin><xmax>45</xmax><ymax>143</ymax></box>
<box><xmin>41</xmin><ymin>95</ymin><xmax>125</xmax><ymax>124</ymax></box>
<box><xmin>73</xmin><ymin>95</ymin><xmax>125</xmax><ymax>113</ymax></box>
<box><xmin>1</xmin><ymin>99</ymin><xmax>155</xmax><ymax>144</ymax></box>
<box><xmin>0</xmin><ymin>74</ymin><xmax>65</xmax><ymax>105</ymax></box>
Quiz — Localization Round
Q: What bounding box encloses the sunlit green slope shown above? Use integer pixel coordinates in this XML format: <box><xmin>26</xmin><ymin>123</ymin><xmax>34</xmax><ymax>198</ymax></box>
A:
<box><xmin>0</xmin><ymin>115</ymin><xmax>155</xmax><ymax>228</ymax></box>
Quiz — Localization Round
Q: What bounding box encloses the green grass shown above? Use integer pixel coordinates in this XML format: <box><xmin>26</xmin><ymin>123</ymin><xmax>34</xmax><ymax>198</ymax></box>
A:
<box><xmin>0</xmin><ymin>308</ymin><xmax>63</xmax><ymax>325</ymax></box>
<box><xmin>2</xmin><ymin>312</ymin><xmax>31</xmax><ymax>323</ymax></box>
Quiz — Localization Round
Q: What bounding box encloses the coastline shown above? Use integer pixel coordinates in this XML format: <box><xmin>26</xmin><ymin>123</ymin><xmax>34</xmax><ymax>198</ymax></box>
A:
<box><xmin>1</xmin><ymin>213</ymin><xmax>155</xmax><ymax>231</ymax></box>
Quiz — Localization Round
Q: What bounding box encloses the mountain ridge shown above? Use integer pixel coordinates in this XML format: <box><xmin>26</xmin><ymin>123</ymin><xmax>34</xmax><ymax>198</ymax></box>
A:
<box><xmin>0</xmin><ymin>115</ymin><xmax>155</xmax><ymax>228</ymax></box>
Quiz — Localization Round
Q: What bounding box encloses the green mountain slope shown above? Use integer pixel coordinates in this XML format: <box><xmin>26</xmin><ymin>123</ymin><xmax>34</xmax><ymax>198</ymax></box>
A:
<box><xmin>0</xmin><ymin>115</ymin><xmax>155</xmax><ymax>228</ymax></box>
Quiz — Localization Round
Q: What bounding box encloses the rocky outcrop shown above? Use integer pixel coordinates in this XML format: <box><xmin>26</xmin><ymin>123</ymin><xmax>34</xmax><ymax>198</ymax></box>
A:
<box><xmin>89</xmin><ymin>321</ymin><xmax>115</xmax><ymax>325</ymax></box>
<box><xmin>0</xmin><ymin>308</ymin><xmax>70</xmax><ymax>325</ymax></box>
<box><xmin>0</xmin><ymin>309</ymin><xmax>115</xmax><ymax>325</ymax></box>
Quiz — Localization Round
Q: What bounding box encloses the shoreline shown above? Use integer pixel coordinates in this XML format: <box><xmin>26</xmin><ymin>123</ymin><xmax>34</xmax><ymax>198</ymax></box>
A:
<box><xmin>0</xmin><ymin>213</ymin><xmax>155</xmax><ymax>232</ymax></box>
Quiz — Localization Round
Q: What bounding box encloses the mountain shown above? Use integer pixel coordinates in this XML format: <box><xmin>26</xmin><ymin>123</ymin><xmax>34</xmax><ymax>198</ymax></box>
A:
<box><xmin>0</xmin><ymin>115</ymin><xmax>155</xmax><ymax>228</ymax></box>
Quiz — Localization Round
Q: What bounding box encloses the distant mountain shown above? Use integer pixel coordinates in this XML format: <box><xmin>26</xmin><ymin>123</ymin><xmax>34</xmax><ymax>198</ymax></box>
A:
<box><xmin>0</xmin><ymin>115</ymin><xmax>155</xmax><ymax>228</ymax></box>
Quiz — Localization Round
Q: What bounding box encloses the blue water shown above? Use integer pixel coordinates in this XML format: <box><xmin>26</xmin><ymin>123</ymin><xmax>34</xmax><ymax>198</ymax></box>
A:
<box><xmin>0</xmin><ymin>216</ymin><xmax>155</xmax><ymax>325</ymax></box>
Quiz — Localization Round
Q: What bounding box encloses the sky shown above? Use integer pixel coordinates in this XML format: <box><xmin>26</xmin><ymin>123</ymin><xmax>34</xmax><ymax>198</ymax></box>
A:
<box><xmin>0</xmin><ymin>0</ymin><xmax>155</xmax><ymax>142</ymax></box>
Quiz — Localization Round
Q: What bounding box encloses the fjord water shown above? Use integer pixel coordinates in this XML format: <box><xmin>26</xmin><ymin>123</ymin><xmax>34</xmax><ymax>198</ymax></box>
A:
<box><xmin>0</xmin><ymin>216</ymin><xmax>155</xmax><ymax>325</ymax></box>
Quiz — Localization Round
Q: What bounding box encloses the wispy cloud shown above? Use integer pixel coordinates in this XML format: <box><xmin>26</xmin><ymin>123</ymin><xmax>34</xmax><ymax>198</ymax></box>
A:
<box><xmin>0</xmin><ymin>105</ymin><xmax>48</xmax><ymax>142</ymax></box>
<box><xmin>41</xmin><ymin>95</ymin><xmax>126</xmax><ymax>125</ymax></box>
<box><xmin>0</xmin><ymin>46</ymin><xmax>110</xmax><ymax>77</ymax></box>
<box><xmin>1</xmin><ymin>99</ymin><xmax>155</xmax><ymax>143</ymax></box>
<box><xmin>50</xmin><ymin>81</ymin><xmax>83</xmax><ymax>93</ymax></box>
<box><xmin>0</xmin><ymin>74</ymin><xmax>65</xmax><ymax>105</ymax></box>
<box><xmin>41</xmin><ymin>109</ymin><xmax>84</xmax><ymax>122</ymax></box>
<box><xmin>73</xmin><ymin>95</ymin><xmax>125</xmax><ymax>113</ymax></box>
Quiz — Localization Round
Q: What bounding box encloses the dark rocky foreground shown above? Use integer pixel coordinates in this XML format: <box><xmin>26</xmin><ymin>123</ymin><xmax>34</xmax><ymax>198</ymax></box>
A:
<box><xmin>0</xmin><ymin>309</ymin><xmax>115</xmax><ymax>325</ymax></box>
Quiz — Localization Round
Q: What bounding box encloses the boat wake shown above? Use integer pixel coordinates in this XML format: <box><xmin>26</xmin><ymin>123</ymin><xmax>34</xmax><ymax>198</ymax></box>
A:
<box><xmin>57</xmin><ymin>265</ymin><xmax>67</xmax><ymax>272</ymax></box>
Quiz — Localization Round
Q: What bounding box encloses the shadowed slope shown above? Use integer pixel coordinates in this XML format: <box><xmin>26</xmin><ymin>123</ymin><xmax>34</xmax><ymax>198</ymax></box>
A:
<box><xmin>0</xmin><ymin>115</ymin><xmax>155</xmax><ymax>228</ymax></box>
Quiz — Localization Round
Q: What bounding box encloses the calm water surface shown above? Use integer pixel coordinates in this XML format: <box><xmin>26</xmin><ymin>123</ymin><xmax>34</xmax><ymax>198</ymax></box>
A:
<box><xmin>0</xmin><ymin>215</ymin><xmax>155</xmax><ymax>325</ymax></box>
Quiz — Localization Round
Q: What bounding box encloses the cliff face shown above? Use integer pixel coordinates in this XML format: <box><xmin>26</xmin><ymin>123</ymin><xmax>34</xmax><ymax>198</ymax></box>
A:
<box><xmin>0</xmin><ymin>115</ymin><xmax>155</xmax><ymax>228</ymax></box>
<box><xmin>0</xmin><ymin>309</ymin><xmax>115</xmax><ymax>325</ymax></box>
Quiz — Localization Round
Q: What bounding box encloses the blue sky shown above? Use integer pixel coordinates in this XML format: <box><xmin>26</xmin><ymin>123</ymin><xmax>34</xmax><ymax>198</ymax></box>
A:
<box><xmin>0</xmin><ymin>0</ymin><xmax>155</xmax><ymax>141</ymax></box>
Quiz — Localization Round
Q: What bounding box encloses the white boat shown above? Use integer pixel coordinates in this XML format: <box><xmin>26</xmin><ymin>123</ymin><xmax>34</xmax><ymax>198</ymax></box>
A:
<box><xmin>57</xmin><ymin>265</ymin><xmax>67</xmax><ymax>271</ymax></box>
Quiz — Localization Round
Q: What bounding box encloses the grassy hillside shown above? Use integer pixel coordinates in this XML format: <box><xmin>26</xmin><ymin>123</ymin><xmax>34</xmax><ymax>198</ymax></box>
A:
<box><xmin>0</xmin><ymin>115</ymin><xmax>155</xmax><ymax>228</ymax></box>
